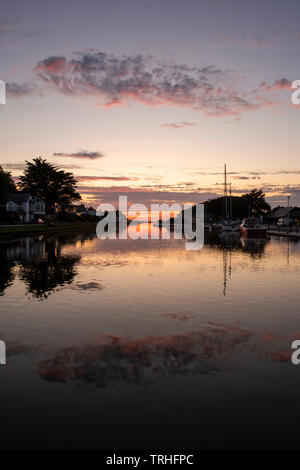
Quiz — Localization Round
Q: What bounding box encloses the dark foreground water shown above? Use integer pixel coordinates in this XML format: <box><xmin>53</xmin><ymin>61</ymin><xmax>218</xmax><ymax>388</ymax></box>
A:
<box><xmin>0</xmin><ymin>227</ymin><xmax>300</xmax><ymax>449</ymax></box>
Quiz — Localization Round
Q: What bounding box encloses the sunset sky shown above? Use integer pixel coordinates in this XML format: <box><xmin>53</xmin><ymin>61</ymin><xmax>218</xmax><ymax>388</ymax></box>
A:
<box><xmin>1</xmin><ymin>0</ymin><xmax>300</xmax><ymax>208</ymax></box>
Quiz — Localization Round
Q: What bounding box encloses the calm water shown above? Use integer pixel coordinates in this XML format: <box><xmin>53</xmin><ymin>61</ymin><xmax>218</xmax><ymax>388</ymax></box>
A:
<box><xmin>0</xmin><ymin>227</ymin><xmax>300</xmax><ymax>449</ymax></box>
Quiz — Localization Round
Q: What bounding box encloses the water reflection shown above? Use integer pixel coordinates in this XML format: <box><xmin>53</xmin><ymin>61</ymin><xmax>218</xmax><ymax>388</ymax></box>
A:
<box><xmin>35</xmin><ymin>322</ymin><xmax>291</xmax><ymax>389</ymax></box>
<box><xmin>1</xmin><ymin>228</ymin><xmax>300</xmax><ymax>450</ymax></box>
<box><xmin>0</xmin><ymin>229</ymin><xmax>274</xmax><ymax>300</ymax></box>
<box><xmin>206</xmin><ymin>231</ymin><xmax>270</xmax><ymax>258</ymax></box>
<box><xmin>0</xmin><ymin>234</ymin><xmax>86</xmax><ymax>299</ymax></box>
<box><xmin>0</xmin><ymin>243</ymin><xmax>15</xmax><ymax>296</ymax></box>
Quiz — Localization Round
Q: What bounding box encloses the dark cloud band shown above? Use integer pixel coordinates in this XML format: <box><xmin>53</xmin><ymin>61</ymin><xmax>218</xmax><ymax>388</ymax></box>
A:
<box><xmin>53</xmin><ymin>150</ymin><xmax>104</xmax><ymax>160</ymax></box>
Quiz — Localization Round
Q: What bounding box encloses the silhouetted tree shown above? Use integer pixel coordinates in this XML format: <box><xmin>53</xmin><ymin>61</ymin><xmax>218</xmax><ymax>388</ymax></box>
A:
<box><xmin>204</xmin><ymin>196</ymin><xmax>249</xmax><ymax>220</ymax></box>
<box><xmin>0</xmin><ymin>166</ymin><xmax>16</xmax><ymax>202</ymax></box>
<box><xmin>19</xmin><ymin>236</ymin><xmax>80</xmax><ymax>300</ymax></box>
<box><xmin>19</xmin><ymin>157</ymin><xmax>81</xmax><ymax>213</ymax></box>
<box><xmin>242</xmin><ymin>189</ymin><xmax>271</xmax><ymax>216</ymax></box>
<box><xmin>179</xmin><ymin>197</ymin><xmax>249</xmax><ymax>223</ymax></box>
<box><xmin>0</xmin><ymin>245</ymin><xmax>15</xmax><ymax>296</ymax></box>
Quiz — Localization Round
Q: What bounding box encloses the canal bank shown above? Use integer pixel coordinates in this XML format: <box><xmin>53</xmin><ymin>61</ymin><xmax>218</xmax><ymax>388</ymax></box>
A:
<box><xmin>267</xmin><ymin>230</ymin><xmax>300</xmax><ymax>239</ymax></box>
<box><xmin>0</xmin><ymin>222</ymin><xmax>98</xmax><ymax>237</ymax></box>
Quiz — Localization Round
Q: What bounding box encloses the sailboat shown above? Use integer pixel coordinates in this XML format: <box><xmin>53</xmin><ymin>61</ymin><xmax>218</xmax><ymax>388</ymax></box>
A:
<box><xmin>220</xmin><ymin>165</ymin><xmax>240</xmax><ymax>233</ymax></box>
<box><xmin>240</xmin><ymin>218</ymin><xmax>267</xmax><ymax>238</ymax></box>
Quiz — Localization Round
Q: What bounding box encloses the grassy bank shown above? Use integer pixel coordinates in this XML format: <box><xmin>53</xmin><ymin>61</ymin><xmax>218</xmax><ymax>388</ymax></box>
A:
<box><xmin>0</xmin><ymin>222</ymin><xmax>97</xmax><ymax>236</ymax></box>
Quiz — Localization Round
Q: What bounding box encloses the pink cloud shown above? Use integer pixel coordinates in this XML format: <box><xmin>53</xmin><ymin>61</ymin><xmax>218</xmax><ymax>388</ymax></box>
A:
<box><xmin>259</xmin><ymin>78</ymin><xmax>292</xmax><ymax>91</ymax></box>
<box><xmin>160</xmin><ymin>121</ymin><xmax>197</xmax><ymax>129</ymax></box>
<box><xmin>33</xmin><ymin>50</ymin><xmax>275</xmax><ymax>118</ymax></box>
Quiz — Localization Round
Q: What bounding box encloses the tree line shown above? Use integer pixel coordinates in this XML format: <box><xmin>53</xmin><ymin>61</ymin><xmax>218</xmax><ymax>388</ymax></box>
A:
<box><xmin>0</xmin><ymin>157</ymin><xmax>81</xmax><ymax>213</ymax></box>
<box><xmin>0</xmin><ymin>157</ymin><xmax>271</xmax><ymax>218</ymax></box>
<box><xmin>204</xmin><ymin>190</ymin><xmax>271</xmax><ymax>220</ymax></box>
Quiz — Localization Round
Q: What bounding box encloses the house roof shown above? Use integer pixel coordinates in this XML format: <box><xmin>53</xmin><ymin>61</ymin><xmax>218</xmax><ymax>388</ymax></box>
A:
<box><xmin>33</xmin><ymin>196</ymin><xmax>44</xmax><ymax>203</ymax></box>
<box><xmin>272</xmin><ymin>207</ymin><xmax>300</xmax><ymax>218</ymax></box>
<box><xmin>8</xmin><ymin>193</ymin><xmax>32</xmax><ymax>203</ymax></box>
<box><xmin>7</xmin><ymin>193</ymin><xmax>44</xmax><ymax>204</ymax></box>
<box><xmin>290</xmin><ymin>208</ymin><xmax>300</xmax><ymax>217</ymax></box>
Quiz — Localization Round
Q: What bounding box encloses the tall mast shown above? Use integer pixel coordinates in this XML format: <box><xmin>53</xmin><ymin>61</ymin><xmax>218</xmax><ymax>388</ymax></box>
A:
<box><xmin>229</xmin><ymin>183</ymin><xmax>232</xmax><ymax>219</ymax></box>
<box><xmin>224</xmin><ymin>164</ymin><xmax>228</xmax><ymax>219</ymax></box>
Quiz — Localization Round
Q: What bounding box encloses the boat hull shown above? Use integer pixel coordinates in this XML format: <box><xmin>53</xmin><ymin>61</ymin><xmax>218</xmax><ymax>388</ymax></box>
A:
<box><xmin>221</xmin><ymin>226</ymin><xmax>240</xmax><ymax>233</ymax></box>
<box><xmin>241</xmin><ymin>228</ymin><xmax>267</xmax><ymax>238</ymax></box>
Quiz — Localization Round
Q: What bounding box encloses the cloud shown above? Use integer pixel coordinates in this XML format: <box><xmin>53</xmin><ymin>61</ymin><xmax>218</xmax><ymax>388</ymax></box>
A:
<box><xmin>161</xmin><ymin>312</ymin><xmax>195</xmax><ymax>321</ymax></box>
<box><xmin>1</xmin><ymin>49</ymin><xmax>286</xmax><ymax>117</ymax></box>
<box><xmin>78</xmin><ymin>179</ymin><xmax>300</xmax><ymax>208</ymax></box>
<box><xmin>0</xmin><ymin>19</ymin><xmax>19</xmax><ymax>33</ymax></box>
<box><xmin>36</xmin><ymin>322</ymin><xmax>291</xmax><ymax>387</ymax></box>
<box><xmin>76</xmin><ymin>175</ymin><xmax>138</xmax><ymax>181</ymax></box>
<box><xmin>1</xmin><ymin>162</ymin><xmax>27</xmax><ymax>171</ymax></box>
<box><xmin>78</xmin><ymin>184</ymin><xmax>217</xmax><ymax>206</ymax></box>
<box><xmin>272</xmin><ymin>170</ymin><xmax>300</xmax><ymax>175</ymax></box>
<box><xmin>193</xmin><ymin>171</ymin><xmax>240</xmax><ymax>176</ymax></box>
<box><xmin>6</xmin><ymin>82</ymin><xmax>36</xmax><ymax>97</ymax></box>
<box><xmin>160</xmin><ymin>121</ymin><xmax>197</xmax><ymax>129</ymax></box>
<box><xmin>1</xmin><ymin>162</ymin><xmax>82</xmax><ymax>170</ymax></box>
<box><xmin>34</xmin><ymin>50</ymin><xmax>272</xmax><ymax>118</ymax></box>
<box><xmin>70</xmin><ymin>281</ymin><xmax>103</xmax><ymax>292</ymax></box>
<box><xmin>53</xmin><ymin>150</ymin><xmax>104</xmax><ymax>160</ymax></box>
<box><xmin>233</xmin><ymin>176</ymin><xmax>261</xmax><ymax>180</ymax></box>
<box><xmin>214</xmin><ymin>33</ymin><xmax>273</xmax><ymax>48</ymax></box>
<box><xmin>0</xmin><ymin>19</ymin><xmax>35</xmax><ymax>48</ymax></box>
<box><xmin>259</xmin><ymin>78</ymin><xmax>292</xmax><ymax>91</ymax></box>
<box><xmin>192</xmin><ymin>169</ymin><xmax>300</xmax><ymax>177</ymax></box>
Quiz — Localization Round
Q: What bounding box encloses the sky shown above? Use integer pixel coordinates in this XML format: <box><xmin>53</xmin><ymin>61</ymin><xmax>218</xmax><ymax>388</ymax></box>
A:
<box><xmin>0</xmin><ymin>0</ymin><xmax>300</xmax><ymax>209</ymax></box>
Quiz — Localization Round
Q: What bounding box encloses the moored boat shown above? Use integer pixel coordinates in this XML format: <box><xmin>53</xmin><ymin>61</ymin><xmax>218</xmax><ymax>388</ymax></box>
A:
<box><xmin>240</xmin><ymin>218</ymin><xmax>267</xmax><ymax>238</ymax></box>
<box><xmin>220</xmin><ymin>220</ymin><xmax>240</xmax><ymax>233</ymax></box>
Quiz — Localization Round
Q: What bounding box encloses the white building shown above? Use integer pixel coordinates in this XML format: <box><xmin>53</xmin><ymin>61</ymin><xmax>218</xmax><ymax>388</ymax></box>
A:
<box><xmin>6</xmin><ymin>193</ymin><xmax>45</xmax><ymax>223</ymax></box>
<box><xmin>75</xmin><ymin>204</ymin><xmax>87</xmax><ymax>215</ymax></box>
